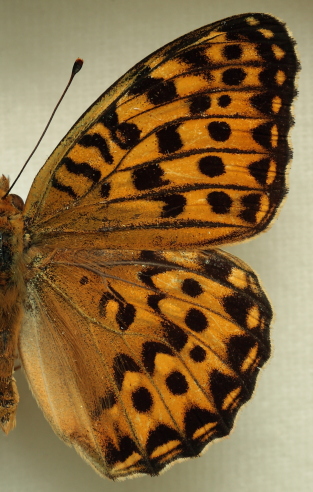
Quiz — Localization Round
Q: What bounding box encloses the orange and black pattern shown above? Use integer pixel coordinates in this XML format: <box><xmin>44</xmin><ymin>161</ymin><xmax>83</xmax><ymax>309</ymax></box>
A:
<box><xmin>0</xmin><ymin>13</ymin><xmax>299</xmax><ymax>480</ymax></box>
<box><xmin>22</xmin><ymin>248</ymin><xmax>272</xmax><ymax>479</ymax></box>
<box><xmin>25</xmin><ymin>13</ymin><xmax>298</xmax><ymax>252</ymax></box>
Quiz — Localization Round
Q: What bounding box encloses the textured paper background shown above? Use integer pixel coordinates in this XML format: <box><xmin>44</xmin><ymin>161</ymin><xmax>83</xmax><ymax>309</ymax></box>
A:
<box><xmin>0</xmin><ymin>1</ymin><xmax>312</xmax><ymax>491</ymax></box>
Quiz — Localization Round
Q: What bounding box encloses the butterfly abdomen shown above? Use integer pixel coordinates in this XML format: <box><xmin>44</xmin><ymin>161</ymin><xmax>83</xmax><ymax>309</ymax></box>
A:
<box><xmin>0</xmin><ymin>177</ymin><xmax>25</xmax><ymax>433</ymax></box>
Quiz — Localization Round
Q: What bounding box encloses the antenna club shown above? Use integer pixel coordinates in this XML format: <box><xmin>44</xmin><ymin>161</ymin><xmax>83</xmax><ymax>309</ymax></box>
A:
<box><xmin>72</xmin><ymin>58</ymin><xmax>84</xmax><ymax>76</ymax></box>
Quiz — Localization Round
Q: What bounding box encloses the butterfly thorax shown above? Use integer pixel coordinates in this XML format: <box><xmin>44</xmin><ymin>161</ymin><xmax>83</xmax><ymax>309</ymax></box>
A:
<box><xmin>0</xmin><ymin>176</ymin><xmax>25</xmax><ymax>433</ymax></box>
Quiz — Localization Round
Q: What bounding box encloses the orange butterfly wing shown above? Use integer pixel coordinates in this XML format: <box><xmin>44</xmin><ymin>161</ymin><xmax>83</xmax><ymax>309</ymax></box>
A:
<box><xmin>20</xmin><ymin>248</ymin><xmax>271</xmax><ymax>479</ymax></box>
<box><xmin>24</xmin><ymin>13</ymin><xmax>298</xmax><ymax>251</ymax></box>
<box><xmin>11</xmin><ymin>13</ymin><xmax>299</xmax><ymax>480</ymax></box>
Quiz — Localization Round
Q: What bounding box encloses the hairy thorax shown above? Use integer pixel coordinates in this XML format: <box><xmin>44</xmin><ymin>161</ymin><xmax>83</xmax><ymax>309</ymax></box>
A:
<box><xmin>0</xmin><ymin>176</ymin><xmax>25</xmax><ymax>433</ymax></box>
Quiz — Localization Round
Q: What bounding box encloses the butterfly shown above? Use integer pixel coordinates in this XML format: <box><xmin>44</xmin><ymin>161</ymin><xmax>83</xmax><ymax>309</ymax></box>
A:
<box><xmin>0</xmin><ymin>13</ymin><xmax>299</xmax><ymax>480</ymax></box>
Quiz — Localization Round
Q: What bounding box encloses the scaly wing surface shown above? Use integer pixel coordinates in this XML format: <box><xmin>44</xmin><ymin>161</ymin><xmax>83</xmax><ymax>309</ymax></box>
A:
<box><xmin>20</xmin><ymin>248</ymin><xmax>271</xmax><ymax>479</ymax></box>
<box><xmin>24</xmin><ymin>13</ymin><xmax>298</xmax><ymax>251</ymax></box>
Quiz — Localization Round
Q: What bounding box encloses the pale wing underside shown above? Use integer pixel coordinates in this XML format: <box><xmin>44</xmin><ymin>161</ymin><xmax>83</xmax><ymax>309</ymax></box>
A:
<box><xmin>20</xmin><ymin>248</ymin><xmax>271</xmax><ymax>479</ymax></box>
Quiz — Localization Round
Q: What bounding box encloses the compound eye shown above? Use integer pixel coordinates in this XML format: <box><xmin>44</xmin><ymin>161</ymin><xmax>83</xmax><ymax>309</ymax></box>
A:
<box><xmin>9</xmin><ymin>194</ymin><xmax>24</xmax><ymax>211</ymax></box>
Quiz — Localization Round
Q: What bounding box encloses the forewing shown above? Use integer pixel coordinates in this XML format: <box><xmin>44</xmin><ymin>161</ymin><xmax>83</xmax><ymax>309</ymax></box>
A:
<box><xmin>24</xmin><ymin>13</ymin><xmax>299</xmax><ymax>250</ymax></box>
<box><xmin>19</xmin><ymin>248</ymin><xmax>271</xmax><ymax>479</ymax></box>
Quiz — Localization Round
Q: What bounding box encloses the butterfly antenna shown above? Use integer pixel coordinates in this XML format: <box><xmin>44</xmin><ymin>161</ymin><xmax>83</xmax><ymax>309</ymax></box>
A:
<box><xmin>3</xmin><ymin>58</ymin><xmax>84</xmax><ymax>199</ymax></box>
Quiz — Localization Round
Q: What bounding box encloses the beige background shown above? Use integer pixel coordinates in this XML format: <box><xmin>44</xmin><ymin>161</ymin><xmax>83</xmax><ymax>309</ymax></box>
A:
<box><xmin>0</xmin><ymin>0</ymin><xmax>312</xmax><ymax>491</ymax></box>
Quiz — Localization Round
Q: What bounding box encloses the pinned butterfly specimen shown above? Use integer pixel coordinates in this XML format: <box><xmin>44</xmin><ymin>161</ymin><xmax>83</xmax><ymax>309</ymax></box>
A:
<box><xmin>0</xmin><ymin>13</ymin><xmax>299</xmax><ymax>480</ymax></box>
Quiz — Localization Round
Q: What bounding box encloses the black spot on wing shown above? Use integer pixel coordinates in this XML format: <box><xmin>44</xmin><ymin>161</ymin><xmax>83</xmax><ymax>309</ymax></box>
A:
<box><xmin>162</xmin><ymin>320</ymin><xmax>188</xmax><ymax>351</ymax></box>
<box><xmin>252</xmin><ymin>122</ymin><xmax>273</xmax><ymax>149</ymax></box>
<box><xmin>154</xmin><ymin>193</ymin><xmax>186</xmax><ymax>218</ymax></box>
<box><xmin>182</xmin><ymin>278</ymin><xmax>203</xmax><ymax>297</ymax></box>
<box><xmin>51</xmin><ymin>176</ymin><xmax>77</xmax><ymax>199</ymax></box>
<box><xmin>147</xmin><ymin>293</ymin><xmax>166</xmax><ymax>313</ymax></box>
<box><xmin>79</xmin><ymin>276</ymin><xmax>89</xmax><ymax>285</ymax></box>
<box><xmin>99</xmin><ymin>291</ymin><xmax>115</xmax><ymax>317</ymax></box>
<box><xmin>105</xmin><ymin>436</ymin><xmax>140</xmax><ymax>467</ymax></box>
<box><xmin>184</xmin><ymin>406</ymin><xmax>217</xmax><ymax>440</ymax></box>
<box><xmin>189</xmin><ymin>95</ymin><xmax>211</xmax><ymax>114</ymax></box>
<box><xmin>63</xmin><ymin>157</ymin><xmax>101</xmax><ymax>183</ymax></box>
<box><xmin>250</xmin><ymin>92</ymin><xmax>277</xmax><ymax>115</ymax></box>
<box><xmin>223</xmin><ymin>44</ymin><xmax>243</xmax><ymax>60</ymax></box>
<box><xmin>100</xmin><ymin>181</ymin><xmax>111</xmax><ymax>199</ymax></box>
<box><xmin>99</xmin><ymin>105</ymin><xmax>119</xmax><ymax>130</ymax></box>
<box><xmin>146</xmin><ymin>424</ymin><xmax>182</xmax><ymax>458</ymax></box>
<box><xmin>202</xmin><ymin>252</ymin><xmax>233</xmax><ymax>281</ymax></box>
<box><xmin>259</xmin><ymin>68</ymin><xmax>281</xmax><ymax>89</ymax></box>
<box><xmin>99</xmin><ymin>106</ymin><xmax>141</xmax><ymax>150</ymax></box>
<box><xmin>223</xmin><ymin>292</ymin><xmax>254</xmax><ymax>328</ymax></box>
<box><xmin>156</xmin><ymin>123</ymin><xmax>183</xmax><ymax>154</ymax></box>
<box><xmin>222</xmin><ymin>68</ymin><xmax>246</xmax><ymax>86</ymax></box>
<box><xmin>139</xmin><ymin>250</ymin><xmax>160</xmax><ymax>262</ymax></box>
<box><xmin>210</xmin><ymin>370</ymin><xmax>242</xmax><ymax>429</ymax></box>
<box><xmin>132</xmin><ymin>387</ymin><xmax>153</xmax><ymax>413</ymax></box>
<box><xmin>218</xmin><ymin>94</ymin><xmax>231</xmax><ymax>108</ymax></box>
<box><xmin>79</xmin><ymin>133</ymin><xmax>113</xmax><ymax>164</ymax></box>
<box><xmin>256</xmin><ymin>42</ymin><xmax>281</xmax><ymax>65</ymax></box>
<box><xmin>147</xmin><ymin>79</ymin><xmax>178</xmax><ymax>105</ymax></box>
<box><xmin>189</xmin><ymin>345</ymin><xmax>206</xmax><ymax>362</ymax></box>
<box><xmin>113</xmin><ymin>353</ymin><xmax>141</xmax><ymax>390</ymax></box>
<box><xmin>117</xmin><ymin>302</ymin><xmax>136</xmax><ymax>331</ymax></box>
<box><xmin>199</xmin><ymin>155</ymin><xmax>225</xmax><ymax>177</ymax></box>
<box><xmin>239</xmin><ymin>193</ymin><xmax>262</xmax><ymax>223</ymax></box>
<box><xmin>128</xmin><ymin>71</ymin><xmax>159</xmax><ymax>96</ymax></box>
<box><xmin>133</xmin><ymin>163</ymin><xmax>170</xmax><ymax>191</ymax></box>
<box><xmin>102</xmin><ymin>285</ymin><xmax>136</xmax><ymax>331</ymax></box>
<box><xmin>207</xmin><ymin>191</ymin><xmax>232</xmax><ymax>214</ymax></box>
<box><xmin>208</xmin><ymin>121</ymin><xmax>231</xmax><ymax>142</ymax></box>
<box><xmin>166</xmin><ymin>371</ymin><xmax>188</xmax><ymax>395</ymax></box>
<box><xmin>142</xmin><ymin>341</ymin><xmax>173</xmax><ymax>375</ymax></box>
<box><xmin>138</xmin><ymin>266</ymin><xmax>169</xmax><ymax>289</ymax></box>
<box><xmin>248</xmin><ymin>158</ymin><xmax>271</xmax><ymax>186</ymax></box>
<box><xmin>115</xmin><ymin>122</ymin><xmax>141</xmax><ymax>150</ymax></box>
<box><xmin>227</xmin><ymin>334</ymin><xmax>270</xmax><ymax>375</ymax></box>
<box><xmin>179</xmin><ymin>47</ymin><xmax>209</xmax><ymax>68</ymax></box>
<box><xmin>185</xmin><ymin>308</ymin><xmax>208</xmax><ymax>333</ymax></box>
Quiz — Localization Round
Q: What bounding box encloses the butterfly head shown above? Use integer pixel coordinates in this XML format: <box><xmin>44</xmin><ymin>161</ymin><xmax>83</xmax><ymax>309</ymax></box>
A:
<box><xmin>0</xmin><ymin>176</ymin><xmax>24</xmax><ymax>213</ymax></box>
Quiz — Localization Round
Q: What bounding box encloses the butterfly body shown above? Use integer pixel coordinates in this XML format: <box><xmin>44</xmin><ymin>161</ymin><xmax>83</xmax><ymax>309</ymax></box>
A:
<box><xmin>0</xmin><ymin>177</ymin><xmax>25</xmax><ymax>433</ymax></box>
<box><xmin>1</xmin><ymin>13</ymin><xmax>298</xmax><ymax>479</ymax></box>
